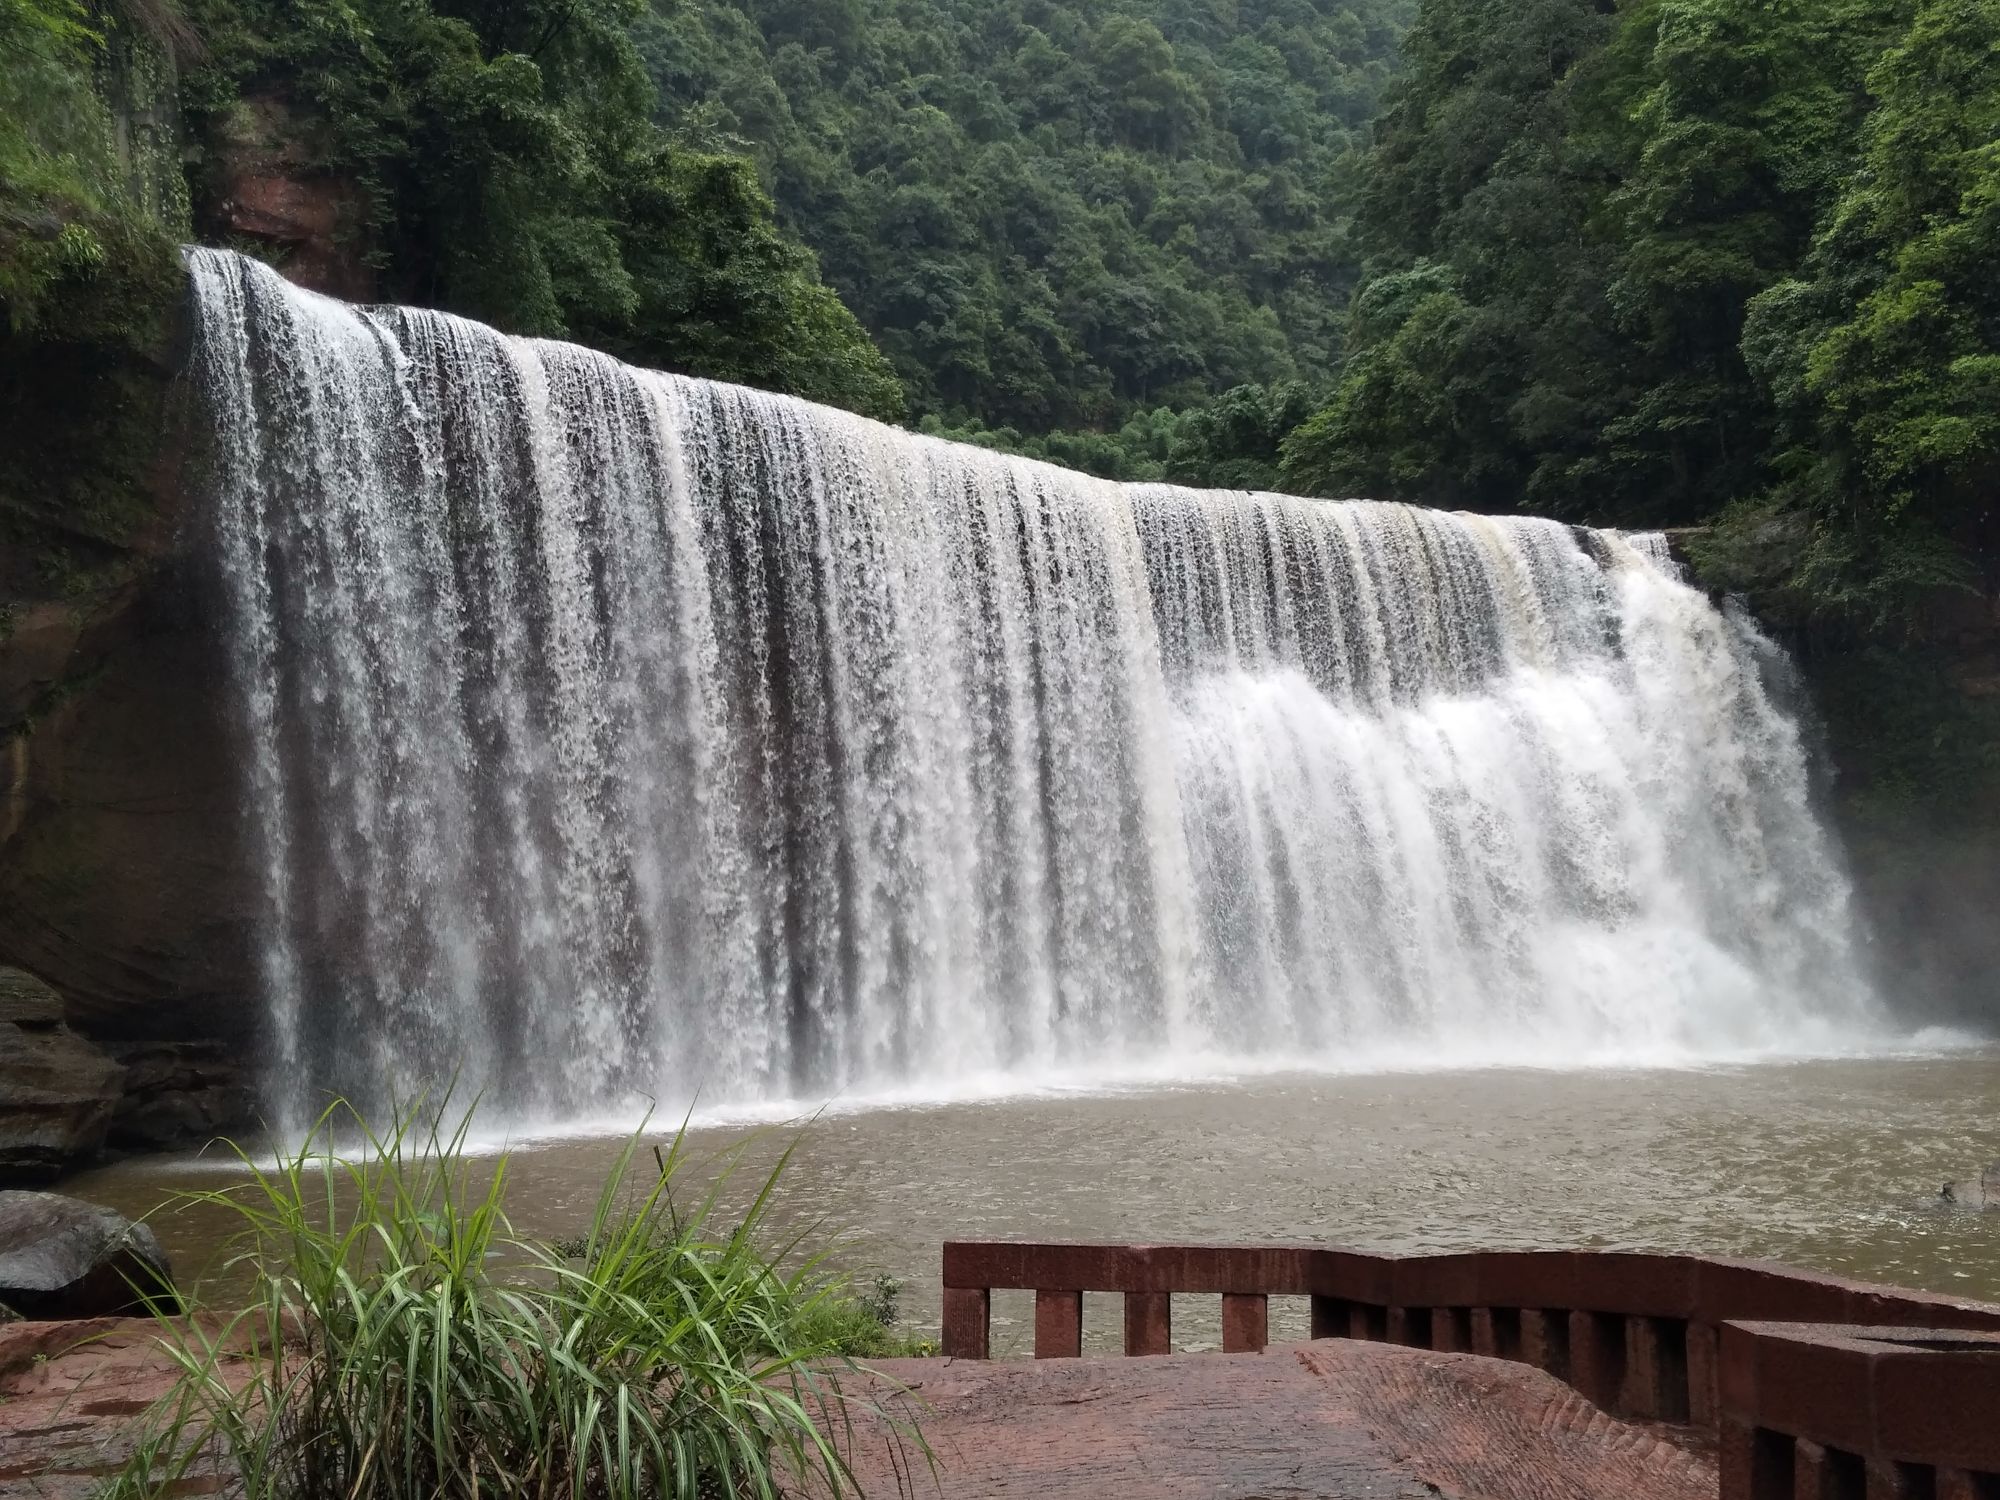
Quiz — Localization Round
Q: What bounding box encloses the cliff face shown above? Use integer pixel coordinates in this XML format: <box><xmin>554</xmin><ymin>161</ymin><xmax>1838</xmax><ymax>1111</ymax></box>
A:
<box><xmin>0</xmin><ymin>540</ymin><xmax>259</xmax><ymax>1024</ymax></box>
<box><xmin>203</xmin><ymin>91</ymin><xmax>376</xmax><ymax>303</ymax></box>
<box><xmin>1668</xmin><ymin>526</ymin><xmax>2000</xmax><ymax>1031</ymax></box>
<box><xmin>1789</xmin><ymin>595</ymin><xmax>2000</xmax><ymax>1031</ymax></box>
<box><xmin>0</xmin><ymin>267</ymin><xmax>269</xmax><ymax>1181</ymax></box>
<box><xmin>0</xmin><ymin>25</ymin><xmax>372</xmax><ymax>1182</ymax></box>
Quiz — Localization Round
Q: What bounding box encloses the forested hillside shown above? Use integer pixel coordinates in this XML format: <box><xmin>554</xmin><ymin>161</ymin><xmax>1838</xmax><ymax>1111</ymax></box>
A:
<box><xmin>638</xmin><ymin>0</ymin><xmax>1999</xmax><ymax>639</ymax></box>
<box><xmin>640</xmin><ymin>0</ymin><xmax>1412</xmax><ymax>450</ymax></box>
<box><xmin>14</xmin><ymin>0</ymin><xmax>1997</xmax><ymax>630</ymax></box>
<box><xmin>3</xmin><ymin>0</ymin><xmax>905</xmax><ymax>438</ymax></box>
<box><xmin>1286</xmin><ymin>0</ymin><xmax>2000</xmax><ymax>632</ymax></box>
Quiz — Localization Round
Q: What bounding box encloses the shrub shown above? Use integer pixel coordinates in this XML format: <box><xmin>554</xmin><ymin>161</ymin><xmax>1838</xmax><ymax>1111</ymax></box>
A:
<box><xmin>102</xmin><ymin>1104</ymin><xmax>926</xmax><ymax>1500</ymax></box>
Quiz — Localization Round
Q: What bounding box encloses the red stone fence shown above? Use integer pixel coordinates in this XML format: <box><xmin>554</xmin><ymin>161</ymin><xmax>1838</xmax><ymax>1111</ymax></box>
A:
<box><xmin>940</xmin><ymin>1242</ymin><xmax>2000</xmax><ymax>1500</ymax></box>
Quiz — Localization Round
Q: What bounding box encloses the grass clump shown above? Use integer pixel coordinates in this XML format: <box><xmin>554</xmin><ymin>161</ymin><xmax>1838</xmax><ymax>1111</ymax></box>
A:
<box><xmin>788</xmin><ymin>1277</ymin><xmax>936</xmax><ymax>1363</ymax></box>
<box><xmin>102</xmin><ymin>1105</ymin><xmax>925</xmax><ymax>1500</ymax></box>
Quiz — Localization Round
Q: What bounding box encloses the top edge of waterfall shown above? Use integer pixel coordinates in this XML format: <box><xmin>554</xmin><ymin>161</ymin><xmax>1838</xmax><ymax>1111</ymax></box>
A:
<box><xmin>178</xmin><ymin>244</ymin><xmax>1666</xmax><ymax>554</ymax></box>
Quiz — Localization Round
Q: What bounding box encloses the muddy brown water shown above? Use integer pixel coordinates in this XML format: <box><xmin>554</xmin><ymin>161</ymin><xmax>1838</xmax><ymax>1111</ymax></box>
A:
<box><xmin>59</xmin><ymin>1053</ymin><xmax>2000</xmax><ymax>1355</ymax></box>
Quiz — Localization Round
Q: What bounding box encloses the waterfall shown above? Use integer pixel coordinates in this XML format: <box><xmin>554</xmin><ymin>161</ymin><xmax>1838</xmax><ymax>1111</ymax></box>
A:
<box><xmin>185</xmin><ymin>248</ymin><xmax>1881</xmax><ymax>1124</ymax></box>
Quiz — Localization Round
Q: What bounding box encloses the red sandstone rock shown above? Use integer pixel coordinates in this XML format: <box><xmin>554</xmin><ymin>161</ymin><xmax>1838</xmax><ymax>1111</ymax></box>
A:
<box><xmin>1</xmin><ymin>1322</ymin><xmax>1717</xmax><ymax>1500</ymax></box>
<box><xmin>0</xmin><ymin>973</ymin><xmax>123</xmax><ymax>1185</ymax></box>
<box><xmin>827</xmin><ymin>1342</ymin><xmax>1715</xmax><ymax>1499</ymax></box>
<box><xmin>209</xmin><ymin>93</ymin><xmax>375</xmax><ymax>302</ymax></box>
<box><xmin>0</xmin><ymin>1317</ymin><xmax>214</xmax><ymax>1499</ymax></box>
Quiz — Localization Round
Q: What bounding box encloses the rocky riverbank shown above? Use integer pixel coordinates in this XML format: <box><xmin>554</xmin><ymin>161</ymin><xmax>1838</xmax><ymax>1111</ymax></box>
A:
<box><xmin>0</xmin><ymin>970</ymin><xmax>255</xmax><ymax>1185</ymax></box>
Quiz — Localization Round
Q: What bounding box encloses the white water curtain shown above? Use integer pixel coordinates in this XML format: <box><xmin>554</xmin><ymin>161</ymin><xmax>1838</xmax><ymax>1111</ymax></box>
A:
<box><xmin>187</xmin><ymin>248</ymin><xmax>1880</xmax><ymax>1126</ymax></box>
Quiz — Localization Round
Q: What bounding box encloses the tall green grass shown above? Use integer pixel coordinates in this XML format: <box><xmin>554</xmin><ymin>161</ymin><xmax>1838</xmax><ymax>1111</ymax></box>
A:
<box><xmin>102</xmin><ymin>1104</ymin><xmax>926</xmax><ymax>1500</ymax></box>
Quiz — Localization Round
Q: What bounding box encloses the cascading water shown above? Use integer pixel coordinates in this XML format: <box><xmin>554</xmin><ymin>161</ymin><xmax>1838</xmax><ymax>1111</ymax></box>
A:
<box><xmin>185</xmin><ymin>248</ymin><xmax>1881</xmax><ymax>1126</ymax></box>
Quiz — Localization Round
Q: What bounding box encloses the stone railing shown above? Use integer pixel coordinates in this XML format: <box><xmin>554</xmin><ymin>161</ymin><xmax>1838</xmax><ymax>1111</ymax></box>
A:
<box><xmin>1720</xmin><ymin>1322</ymin><xmax>2000</xmax><ymax>1500</ymax></box>
<box><xmin>940</xmin><ymin>1242</ymin><xmax>2000</xmax><ymax>1499</ymax></box>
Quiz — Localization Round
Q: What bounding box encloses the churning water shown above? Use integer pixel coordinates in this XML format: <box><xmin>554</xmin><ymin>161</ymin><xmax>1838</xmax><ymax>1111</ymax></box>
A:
<box><xmin>186</xmin><ymin>248</ymin><xmax>1883</xmax><ymax>1127</ymax></box>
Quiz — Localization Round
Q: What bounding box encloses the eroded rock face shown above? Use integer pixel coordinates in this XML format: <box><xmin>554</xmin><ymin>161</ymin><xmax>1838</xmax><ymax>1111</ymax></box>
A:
<box><xmin>0</xmin><ymin>1191</ymin><xmax>177</xmax><ymax>1319</ymax></box>
<box><xmin>0</xmin><ymin>532</ymin><xmax>265</xmax><ymax>1167</ymax></box>
<box><xmin>108</xmin><ymin>1039</ymin><xmax>259</xmax><ymax>1152</ymax></box>
<box><xmin>207</xmin><ymin>91</ymin><xmax>375</xmax><ymax>301</ymax></box>
<box><xmin>0</xmin><ymin>256</ymin><xmax>265</xmax><ymax>1165</ymax></box>
<box><xmin>0</xmin><ymin>61</ymin><xmax>383</xmax><ymax>1171</ymax></box>
<box><xmin>0</xmin><ymin>970</ymin><xmax>124</xmax><ymax>1185</ymax></box>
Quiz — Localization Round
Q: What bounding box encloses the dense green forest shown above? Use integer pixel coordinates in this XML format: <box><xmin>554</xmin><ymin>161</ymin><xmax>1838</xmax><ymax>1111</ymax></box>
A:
<box><xmin>7</xmin><ymin>0</ymin><xmax>2000</xmax><ymax>629</ymax></box>
<box><xmin>174</xmin><ymin>0</ymin><xmax>910</xmax><ymax>416</ymax></box>
<box><xmin>640</xmin><ymin>0</ymin><xmax>2000</xmax><ymax>631</ymax></box>
<box><xmin>640</xmin><ymin>0</ymin><xmax>1411</xmax><ymax>438</ymax></box>
<box><xmin>1</xmin><ymin>0</ymin><xmax>902</xmax><ymax>426</ymax></box>
<box><xmin>1288</xmin><ymin>0</ymin><xmax>2000</xmax><ymax>636</ymax></box>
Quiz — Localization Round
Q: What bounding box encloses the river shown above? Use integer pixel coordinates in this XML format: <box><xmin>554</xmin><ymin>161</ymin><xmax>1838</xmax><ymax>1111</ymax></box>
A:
<box><xmin>61</xmin><ymin>1049</ymin><xmax>2000</xmax><ymax>1353</ymax></box>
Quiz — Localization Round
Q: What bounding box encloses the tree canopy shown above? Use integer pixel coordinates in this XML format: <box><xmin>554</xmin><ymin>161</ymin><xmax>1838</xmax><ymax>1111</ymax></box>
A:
<box><xmin>640</xmin><ymin>0</ymin><xmax>1413</xmax><ymax>434</ymax></box>
<box><xmin>1283</xmin><ymin>0</ymin><xmax>2000</xmax><ymax>629</ymax></box>
<box><xmin>12</xmin><ymin>0</ymin><xmax>2000</xmax><ymax>617</ymax></box>
<box><xmin>177</xmin><ymin>0</ymin><xmax>905</xmax><ymax>416</ymax></box>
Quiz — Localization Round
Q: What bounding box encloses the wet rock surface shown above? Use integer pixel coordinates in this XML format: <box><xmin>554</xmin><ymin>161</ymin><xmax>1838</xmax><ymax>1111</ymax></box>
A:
<box><xmin>0</xmin><ymin>1317</ymin><xmax>229</xmax><ymax>1500</ymax></box>
<box><xmin>209</xmin><ymin>91</ymin><xmax>375</xmax><ymax>301</ymax></box>
<box><xmin>1941</xmin><ymin>1163</ymin><xmax>2000</xmax><ymax>1211</ymax></box>
<box><xmin>831</xmin><ymin>1342</ymin><xmax>1716</xmax><ymax>1499</ymax></box>
<box><xmin>104</xmin><ymin>1040</ymin><xmax>257</xmax><ymax>1154</ymax></box>
<box><xmin>0</xmin><ymin>1193</ymin><xmax>176</xmax><ymax>1321</ymax></box>
<box><xmin>0</xmin><ymin>972</ymin><xmax>123</xmax><ymax>1186</ymax></box>
<box><xmin>0</xmin><ymin>1326</ymin><xmax>1718</xmax><ymax>1500</ymax></box>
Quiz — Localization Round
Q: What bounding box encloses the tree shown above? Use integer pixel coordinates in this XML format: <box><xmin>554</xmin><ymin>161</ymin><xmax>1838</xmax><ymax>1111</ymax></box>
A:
<box><xmin>1736</xmin><ymin>0</ymin><xmax>2000</xmax><ymax>620</ymax></box>
<box><xmin>178</xmin><ymin>0</ymin><xmax>902</xmax><ymax>415</ymax></box>
<box><xmin>639</xmin><ymin>0</ymin><xmax>1417</xmax><ymax>432</ymax></box>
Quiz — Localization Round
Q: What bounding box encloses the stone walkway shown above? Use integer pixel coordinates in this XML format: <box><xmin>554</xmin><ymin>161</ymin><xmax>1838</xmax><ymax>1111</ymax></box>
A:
<box><xmin>2</xmin><ymin>1320</ymin><xmax>1717</xmax><ymax>1500</ymax></box>
<box><xmin>831</xmin><ymin>1343</ymin><xmax>1716</xmax><ymax>1500</ymax></box>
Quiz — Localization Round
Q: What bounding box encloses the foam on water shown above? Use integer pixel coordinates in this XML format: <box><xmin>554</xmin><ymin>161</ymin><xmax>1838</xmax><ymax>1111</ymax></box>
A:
<box><xmin>185</xmin><ymin>248</ymin><xmax>1886</xmax><ymax>1127</ymax></box>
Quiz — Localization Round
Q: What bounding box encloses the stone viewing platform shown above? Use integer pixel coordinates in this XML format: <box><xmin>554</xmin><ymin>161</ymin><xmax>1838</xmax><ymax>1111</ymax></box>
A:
<box><xmin>5</xmin><ymin>1242</ymin><xmax>1998</xmax><ymax>1500</ymax></box>
<box><xmin>928</xmin><ymin>1241</ymin><xmax>2000</xmax><ymax>1499</ymax></box>
<box><xmin>837</xmin><ymin>1340</ymin><xmax>1717</xmax><ymax>1499</ymax></box>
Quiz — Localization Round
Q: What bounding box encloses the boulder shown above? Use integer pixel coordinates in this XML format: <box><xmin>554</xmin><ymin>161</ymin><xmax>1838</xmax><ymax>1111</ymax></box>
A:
<box><xmin>108</xmin><ymin>1038</ymin><xmax>258</xmax><ymax>1152</ymax></box>
<box><xmin>0</xmin><ymin>969</ymin><xmax>124</xmax><ymax>1185</ymax></box>
<box><xmin>1941</xmin><ymin>1162</ymin><xmax>2000</xmax><ymax>1211</ymax></box>
<box><xmin>0</xmin><ymin>1190</ymin><xmax>177</xmax><ymax>1319</ymax></box>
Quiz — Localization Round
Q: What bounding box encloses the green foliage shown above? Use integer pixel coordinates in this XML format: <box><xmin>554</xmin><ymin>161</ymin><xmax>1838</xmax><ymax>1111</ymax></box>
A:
<box><xmin>1803</xmin><ymin>642</ymin><xmax>2000</xmax><ymax>836</ymax></box>
<box><xmin>0</xmin><ymin>0</ymin><xmax>178</xmax><ymax>334</ymax></box>
<box><xmin>641</xmin><ymin>0</ymin><xmax>1414</xmax><ymax>432</ymax></box>
<box><xmin>1280</xmin><ymin>261</ymin><xmax>1513</xmax><ymax>504</ymax></box>
<box><xmin>1745</xmin><ymin>0</ymin><xmax>2000</xmax><ymax>623</ymax></box>
<box><xmin>1292</xmin><ymin>0</ymin><xmax>2000</xmax><ymax>631</ymax></box>
<box><xmin>104</xmin><ymin>1104</ymin><xmax>926</xmax><ymax>1500</ymax></box>
<box><xmin>923</xmin><ymin>380</ymin><xmax>1315</xmax><ymax>488</ymax></box>
<box><xmin>177</xmin><ymin>0</ymin><xmax>903</xmax><ymax>417</ymax></box>
<box><xmin>0</xmin><ymin>0</ymin><xmax>184</xmax><ymax>599</ymax></box>
<box><xmin>1164</xmin><ymin>380</ymin><xmax>1319</xmax><ymax>490</ymax></box>
<box><xmin>790</xmin><ymin>1274</ymin><xmax>939</xmax><ymax>1360</ymax></box>
<box><xmin>1281</xmin><ymin>0</ymin><xmax>1622</xmax><ymax>512</ymax></box>
<box><xmin>587</xmin><ymin>150</ymin><xmax>904</xmax><ymax>420</ymax></box>
<box><xmin>922</xmin><ymin>408</ymin><xmax>1185</xmax><ymax>482</ymax></box>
